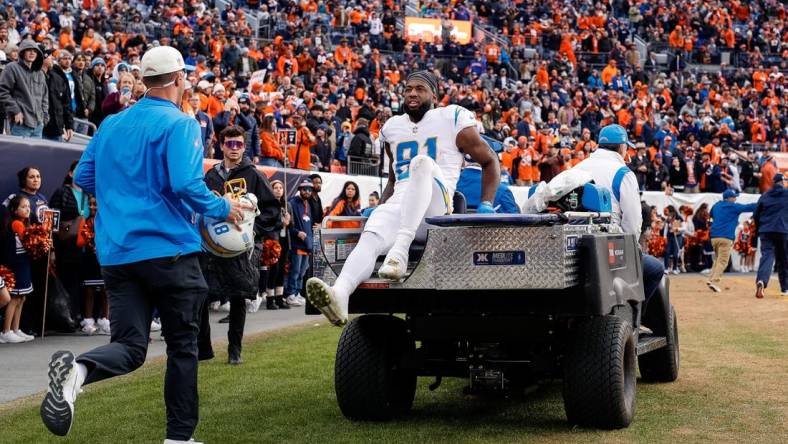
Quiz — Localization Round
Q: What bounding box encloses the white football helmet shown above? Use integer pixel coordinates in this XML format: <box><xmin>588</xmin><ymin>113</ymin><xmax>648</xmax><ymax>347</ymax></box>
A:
<box><xmin>200</xmin><ymin>193</ymin><xmax>260</xmax><ymax>258</ymax></box>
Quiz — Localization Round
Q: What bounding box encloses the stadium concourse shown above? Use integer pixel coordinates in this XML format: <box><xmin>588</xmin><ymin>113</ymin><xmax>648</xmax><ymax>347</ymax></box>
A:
<box><xmin>0</xmin><ymin>0</ymin><xmax>786</xmax><ymax>395</ymax></box>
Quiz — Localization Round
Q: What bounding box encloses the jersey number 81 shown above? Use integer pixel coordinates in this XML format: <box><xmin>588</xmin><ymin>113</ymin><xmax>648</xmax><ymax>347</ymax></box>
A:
<box><xmin>395</xmin><ymin>137</ymin><xmax>437</xmax><ymax>180</ymax></box>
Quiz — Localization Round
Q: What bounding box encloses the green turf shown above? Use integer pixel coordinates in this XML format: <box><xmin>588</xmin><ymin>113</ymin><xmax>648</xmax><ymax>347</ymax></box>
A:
<box><xmin>0</xmin><ymin>321</ymin><xmax>785</xmax><ymax>444</ymax></box>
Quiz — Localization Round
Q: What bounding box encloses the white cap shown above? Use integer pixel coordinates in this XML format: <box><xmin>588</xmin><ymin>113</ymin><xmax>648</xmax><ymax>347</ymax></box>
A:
<box><xmin>197</xmin><ymin>80</ymin><xmax>211</xmax><ymax>90</ymax></box>
<box><xmin>140</xmin><ymin>46</ymin><xmax>185</xmax><ymax>78</ymax></box>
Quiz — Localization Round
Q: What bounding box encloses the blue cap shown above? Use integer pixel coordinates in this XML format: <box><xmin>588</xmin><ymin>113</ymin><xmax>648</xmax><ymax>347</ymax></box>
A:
<box><xmin>90</xmin><ymin>57</ymin><xmax>106</xmax><ymax>68</ymax></box>
<box><xmin>598</xmin><ymin>124</ymin><xmax>635</xmax><ymax>148</ymax></box>
<box><xmin>722</xmin><ymin>189</ymin><xmax>738</xmax><ymax>199</ymax></box>
<box><xmin>773</xmin><ymin>173</ymin><xmax>784</xmax><ymax>184</ymax></box>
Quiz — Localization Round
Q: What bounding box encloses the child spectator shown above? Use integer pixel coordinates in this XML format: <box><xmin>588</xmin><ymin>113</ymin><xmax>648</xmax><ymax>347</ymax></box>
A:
<box><xmin>0</xmin><ymin>196</ymin><xmax>35</xmax><ymax>343</ymax></box>
<box><xmin>662</xmin><ymin>206</ymin><xmax>686</xmax><ymax>275</ymax></box>
<box><xmin>76</xmin><ymin>196</ymin><xmax>109</xmax><ymax>335</ymax></box>
<box><xmin>734</xmin><ymin>219</ymin><xmax>757</xmax><ymax>273</ymax></box>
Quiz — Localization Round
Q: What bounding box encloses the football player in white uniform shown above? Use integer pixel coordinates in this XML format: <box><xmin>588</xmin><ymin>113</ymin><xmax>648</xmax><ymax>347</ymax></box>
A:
<box><xmin>306</xmin><ymin>71</ymin><xmax>500</xmax><ymax>326</ymax></box>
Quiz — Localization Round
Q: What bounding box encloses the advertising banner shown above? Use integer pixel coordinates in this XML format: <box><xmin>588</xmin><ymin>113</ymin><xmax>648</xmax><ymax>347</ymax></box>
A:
<box><xmin>404</xmin><ymin>17</ymin><xmax>472</xmax><ymax>45</ymax></box>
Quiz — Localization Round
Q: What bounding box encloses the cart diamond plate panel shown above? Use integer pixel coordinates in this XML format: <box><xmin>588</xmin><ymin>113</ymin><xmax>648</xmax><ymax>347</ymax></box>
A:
<box><xmin>402</xmin><ymin>225</ymin><xmax>589</xmax><ymax>290</ymax></box>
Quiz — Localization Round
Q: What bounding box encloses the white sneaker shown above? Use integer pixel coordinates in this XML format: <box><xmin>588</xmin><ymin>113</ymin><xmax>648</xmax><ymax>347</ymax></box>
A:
<box><xmin>378</xmin><ymin>257</ymin><xmax>407</xmax><ymax>281</ymax></box>
<box><xmin>700</xmin><ymin>268</ymin><xmax>711</xmax><ymax>275</ymax></box>
<box><xmin>81</xmin><ymin>318</ymin><xmax>96</xmax><ymax>335</ymax></box>
<box><xmin>0</xmin><ymin>333</ymin><xmax>6</xmax><ymax>344</ymax></box>
<box><xmin>672</xmin><ymin>269</ymin><xmax>680</xmax><ymax>275</ymax></box>
<box><xmin>781</xmin><ymin>290</ymin><xmax>788</xmax><ymax>297</ymax></box>
<box><xmin>286</xmin><ymin>295</ymin><xmax>303</xmax><ymax>306</ymax></box>
<box><xmin>245</xmin><ymin>297</ymin><xmax>262</xmax><ymax>313</ymax></box>
<box><xmin>41</xmin><ymin>351</ymin><xmax>82</xmax><ymax>436</ymax></box>
<box><xmin>96</xmin><ymin>318</ymin><xmax>111</xmax><ymax>336</ymax></box>
<box><xmin>163</xmin><ymin>438</ymin><xmax>203</xmax><ymax>444</ymax></box>
<box><xmin>209</xmin><ymin>301</ymin><xmax>220</xmax><ymax>311</ymax></box>
<box><xmin>305</xmin><ymin>277</ymin><xmax>347</xmax><ymax>327</ymax></box>
<box><xmin>253</xmin><ymin>296</ymin><xmax>263</xmax><ymax>312</ymax></box>
<box><xmin>0</xmin><ymin>331</ymin><xmax>25</xmax><ymax>343</ymax></box>
<box><xmin>706</xmin><ymin>281</ymin><xmax>722</xmax><ymax>293</ymax></box>
<box><xmin>15</xmin><ymin>330</ymin><xmax>34</xmax><ymax>342</ymax></box>
<box><xmin>150</xmin><ymin>319</ymin><xmax>162</xmax><ymax>332</ymax></box>
<box><xmin>219</xmin><ymin>302</ymin><xmax>231</xmax><ymax>312</ymax></box>
<box><xmin>296</xmin><ymin>294</ymin><xmax>306</xmax><ymax>305</ymax></box>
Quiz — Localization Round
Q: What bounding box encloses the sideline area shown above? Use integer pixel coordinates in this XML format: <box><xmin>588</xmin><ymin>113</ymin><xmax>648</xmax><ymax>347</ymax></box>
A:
<box><xmin>0</xmin><ymin>308</ymin><xmax>310</xmax><ymax>404</ymax></box>
<box><xmin>0</xmin><ymin>275</ymin><xmax>786</xmax><ymax>443</ymax></box>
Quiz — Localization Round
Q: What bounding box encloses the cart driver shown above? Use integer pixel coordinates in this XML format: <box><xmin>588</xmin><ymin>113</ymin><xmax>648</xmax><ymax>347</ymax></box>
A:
<box><xmin>306</xmin><ymin>70</ymin><xmax>500</xmax><ymax>327</ymax></box>
<box><xmin>573</xmin><ymin>124</ymin><xmax>665</xmax><ymax>308</ymax></box>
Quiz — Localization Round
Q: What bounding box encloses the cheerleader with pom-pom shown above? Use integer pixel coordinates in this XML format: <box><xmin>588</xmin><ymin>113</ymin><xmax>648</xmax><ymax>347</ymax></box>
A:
<box><xmin>77</xmin><ymin>196</ymin><xmax>110</xmax><ymax>335</ymax></box>
<box><xmin>734</xmin><ymin>219</ymin><xmax>756</xmax><ymax>272</ymax></box>
<box><xmin>0</xmin><ymin>269</ymin><xmax>12</xmax><ymax>342</ymax></box>
<box><xmin>0</xmin><ymin>196</ymin><xmax>37</xmax><ymax>343</ymax></box>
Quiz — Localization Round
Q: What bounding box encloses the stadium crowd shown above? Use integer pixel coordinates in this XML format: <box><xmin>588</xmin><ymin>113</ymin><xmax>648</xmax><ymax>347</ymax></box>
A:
<box><xmin>0</xmin><ymin>0</ymin><xmax>786</xmax><ymax>343</ymax></box>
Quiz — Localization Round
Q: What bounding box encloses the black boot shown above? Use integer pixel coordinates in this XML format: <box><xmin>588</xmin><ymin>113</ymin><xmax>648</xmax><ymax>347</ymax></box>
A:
<box><xmin>275</xmin><ymin>295</ymin><xmax>290</xmax><ymax>309</ymax></box>
<box><xmin>228</xmin><ymin>345</ymin><xmax>242</xmax><ymax>365</ymax></box>
<box><xmin>266</xmin><ymin>296</ymin><xmax>278</xmax><ymax>310</ymax></box>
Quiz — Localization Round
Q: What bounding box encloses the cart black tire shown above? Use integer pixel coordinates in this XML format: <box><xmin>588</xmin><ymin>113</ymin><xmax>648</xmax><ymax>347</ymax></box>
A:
<box><xmin>638</xmin><ymin>305</ymin><xmax>679</xmax><ymax>382</ymax></box>
<box><xmin>563</xmin><ymin>315</ymin><xmax>637</xmax><ymax>429</ymax></box>
<box><xmin>335</xmin><ymin>315</ymin><xmax>416</xmax><ymax>420</ymax></box>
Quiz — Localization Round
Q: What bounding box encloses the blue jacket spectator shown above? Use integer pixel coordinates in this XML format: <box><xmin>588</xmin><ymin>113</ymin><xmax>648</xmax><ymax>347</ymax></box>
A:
<box><xmin>587</xmin><ymin>74</ymin><xmax>603</xmax><ymax>89</ymax></box>
<box><xmin>752</xmin><ymin>174</ymin><xmax>787</xmax><ymax>294</ymax></box>
<box><xmin>288</xmin><ymin>190</ymin><xmax>314</xmax><ymax>253</ymax></box>
<box><xmin>753</xmin><ymin>177</ymin><xmax>787</xmax><ymax>235</ymax></box>
<box><xmin>710</xmin><ymin>194</ymin><xmax>757</xmax><ymax>240</ymax></box>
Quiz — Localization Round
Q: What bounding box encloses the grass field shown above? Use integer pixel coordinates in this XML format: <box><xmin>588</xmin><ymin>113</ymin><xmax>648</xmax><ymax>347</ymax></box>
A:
<box><xmin>1</xmin><ymin>275</ymin><xmax>787</xmax><ymax>444</ymax></box>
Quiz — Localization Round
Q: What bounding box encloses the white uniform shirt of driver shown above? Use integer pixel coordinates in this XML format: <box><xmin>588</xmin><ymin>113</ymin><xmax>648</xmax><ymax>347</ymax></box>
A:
<box><xmin>574</xmin><ymin>149</ymin><xmax>642</xmax><ymax>237</ymax></box>
<box><xmin>379</xmin><ymin>104</ymin><xmax>477</xmax><ymax>193</ymax></box>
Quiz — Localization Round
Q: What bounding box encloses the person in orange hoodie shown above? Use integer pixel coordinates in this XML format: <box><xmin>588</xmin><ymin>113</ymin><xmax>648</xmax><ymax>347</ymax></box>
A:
<box><xmin>259</xmin><ymin>114</ymin><xmax>285</xmax><ymax>167</ymax></box>
<box><xmin>277</xmin><ymin>46</ymin><xmax>299</xmax><ymax>76</ymax></box>
<box><xmin>752</xmin><ymin>67</ymin><xmax>768</xmax><ymax>92</ymax></box>
<box><xmin>535</xmin><ymin>61</ymin><xmax>550</xmax><ymax>88</ymax></box>
<box><xmin>208</xmin><ymin>83</ymin><xmax>233</xmax><ymax>119</ymax></box>
<box><xmin>334</xmin><ymin>39</ymin><xmax>352</xmax><ymax>66</ymax></box>
<box><xmin>601</xmin><ymin>59</ymin><xmax>619</xmax><ymax>85</ymax></box>
<box><xmin>58</xmin><ymin>27</ymin><xmax>76</xmax><ymax>50</ymax></box>
<box><xmin>288</xmin><ymin>115</ymin><xmax>314</xmax><ymax>170</ymax></box>
<box><xmin>668</xmin><ymin>25</ymin><xmax>684</xmax><ymax>49</ymax></box>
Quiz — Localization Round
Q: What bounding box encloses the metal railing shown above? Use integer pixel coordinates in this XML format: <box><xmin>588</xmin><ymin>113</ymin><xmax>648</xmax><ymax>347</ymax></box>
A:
<box><xmin>347</xmin><ymin>156</ymin><xmax>381</xmax><ymax>177</ymax></box>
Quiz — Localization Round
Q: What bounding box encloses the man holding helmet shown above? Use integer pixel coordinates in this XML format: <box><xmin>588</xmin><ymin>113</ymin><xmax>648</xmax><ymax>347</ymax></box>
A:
<box><xmin>198</xmin><ymin>125</ymin><xmax>279</xmax><ymax>365</ymax></box>
<box><xmin>40</xmin><ymin>46</ymin><xmax>251</xmax><ymax>444</ymax></box>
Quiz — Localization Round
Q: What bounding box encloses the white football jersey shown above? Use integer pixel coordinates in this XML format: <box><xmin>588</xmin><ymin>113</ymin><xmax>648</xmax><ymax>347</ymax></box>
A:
<box><xmin>380</xmin><ymin>104</ymin><xmax>478</xmax><ymax>192</ymax></box>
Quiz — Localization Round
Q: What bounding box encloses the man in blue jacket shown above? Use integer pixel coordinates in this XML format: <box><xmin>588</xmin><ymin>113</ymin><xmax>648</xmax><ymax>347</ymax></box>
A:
<box><xmin>285</xmin><ymin>179</ymin><xmax>315</xmax><ymax>306</ymax></box>
<box><xmin>753</xmin><ymin>173</ymin><xmax>788</xmax><ymax>298</ymax></box>
<box><xmin>707</xmin><ymin>189</ymin><xmax>757</xmax><ymax>292</ymax></box>
<box><xmin>39</xmin><ymin>46</ymin><xmax>250</xmax><ymax>444</ymax></box>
